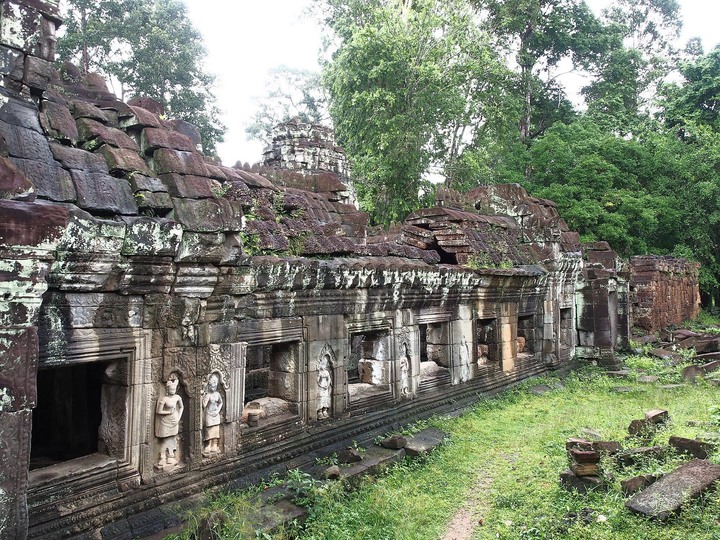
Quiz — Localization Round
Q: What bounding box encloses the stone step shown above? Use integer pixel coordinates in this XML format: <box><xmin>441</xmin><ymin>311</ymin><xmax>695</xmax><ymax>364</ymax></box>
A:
<box><xmin>405</xmin><ymin>427</ymin><xmax>448</xmax><ymax>457</ymax></box>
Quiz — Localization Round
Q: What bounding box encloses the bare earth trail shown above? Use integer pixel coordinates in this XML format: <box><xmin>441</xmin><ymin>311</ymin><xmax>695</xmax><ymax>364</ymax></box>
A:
<box><xmin>441</xmin><ymin>475</ymin><xmax>493</xmax><ymax>540</ymax></box>
<box><xmin>442</xmin><ymin>452</ymin><xmax>518</xmax><ymax>540</ymax></box>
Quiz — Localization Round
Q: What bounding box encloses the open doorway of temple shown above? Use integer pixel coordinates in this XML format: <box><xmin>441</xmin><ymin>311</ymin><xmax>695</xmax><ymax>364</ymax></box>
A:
<box><xmin>31</xmin><ymin>362</ymin><xmax>107</xmax><ymax>470</ymax></box>
<box><xmin>418</xmin><ymin>322</ymin><xmax>451</xmax><ymax>390</ymax></box>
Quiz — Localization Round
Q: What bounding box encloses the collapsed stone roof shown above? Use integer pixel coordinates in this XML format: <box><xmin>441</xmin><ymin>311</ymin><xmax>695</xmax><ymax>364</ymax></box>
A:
<box><xmin>1</xmin><ymin>47</ymin><xmax>581</xmax><ymax>274</ymax></box>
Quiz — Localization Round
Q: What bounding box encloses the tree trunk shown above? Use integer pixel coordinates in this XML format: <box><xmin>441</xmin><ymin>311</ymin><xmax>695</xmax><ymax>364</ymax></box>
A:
<box><xmin>519</xmin><ymin>63</ymin><xmax>532</xmax><ymax>143</ymax></box>
<box><xmin>80</xmin><ymin>8</ymin><xmax>90</xmax><ymax>74</ymax></box>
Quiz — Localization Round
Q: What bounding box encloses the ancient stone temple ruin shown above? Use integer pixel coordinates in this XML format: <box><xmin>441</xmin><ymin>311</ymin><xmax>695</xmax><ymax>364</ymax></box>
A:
<box><xmin>0</xmin><ymin>2</ymin><xmax>700</xmax><ymax>539</ymax></box>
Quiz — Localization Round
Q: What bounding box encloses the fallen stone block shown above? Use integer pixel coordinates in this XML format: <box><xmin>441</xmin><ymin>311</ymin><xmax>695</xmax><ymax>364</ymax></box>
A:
<box><xmin>380</xmin><ymin>434</ymin><xmax>407</xmax><ymax>450</ymax></box>
<box><xmin>566</xmin><ymin>437</ymin><xmax>593</xmax><ymax>452</ymax></box>
<box><xmin>580</xmin><ymin>428</ymin><xmax>603</xmax><ymax>440</ymax></box>
<box><xmin>649</xmin><ymin>348</ymin><xmax>675</xmax><ymax>361</ymax></box>
<box><xmin>529</xmin><ymin>383</ymin><xmax>552</xmax><ymax>395</ymax></box>
<box><xmin>337</xmin><ymin>448</ymin><xmax>363</xmax><ymax>464</ymax></box>
<box><xmin>673</xmin><ymin>329</ymin><xmax>699</xmax><ymax>341</ymax></box>
<box><xmin>628</xmin><ymin>418</ymin><xmax>655</xmax><ymax>437</ymax></box>
<box><xmin>637</xmin><ymin>335</ymin><xmax>659</xmax><ymax>345</ymax></box>
<box><xmin>616</xmin><ymin>446</ymin><xmax>666</xmax><ymax>467</ymax></box>
<box><xmin>592</xmin><ymin>441</ymin><xmax>622</xmax><ymax>455</ymax></box>
<box><xmin>701</xmin><ymin>360</ymin><xmax>720</xmax><ymax>375</ymax></box>
<box><xmin>559</xmin><ymin>469</ymin><xmax>603</xmax><ymax>494</ymax></box>
<box><xmin>645</xmin><ymin>409</ymin><xmax>669</xmax><ymax>425</ymax></box>
<box><xmin>682</xmin><ymin>365</ymin><xmax>705</xmax><ymax>382</ymax></box>
<box><xmin>621</xmin><ymin>474</ymin><xmax>659</xmax><ymax>496</ymax></box>
<box><xmin>668</xmin><ymin>436</ymin><xmax>715</xmax><ymax>460</ymax></box>
<box><xmin>637</xmin><ymin>375</ymin><xmax>659</xmax><ymax>383</ymax></box>
<box><xmin>404</xmin><ymin>427</ymin><xmax>447</xmax><ymax>457</ymax></box>
<box><xmin>626</xmin><ymin>459</ymin><xmax>720</xmax><ymax>519</ymax></box>
<box><xmin>336</xmin><ymin>446</ymin><xmax>406</xmax><ymax>487</ymax></box>
<box><xmin>569</xmin><ymin>449</ymin><xmax>600</xmax><ymax>464</ymax></box>
<box><xmin>570</xmin><ymin>462</ymin><xmax>600</xmax><ymax>477</ymax></box>
<box><xmin>257</xmin><ymin>498</ymin><xmax>308</xmax><ymax>532</ymax></box>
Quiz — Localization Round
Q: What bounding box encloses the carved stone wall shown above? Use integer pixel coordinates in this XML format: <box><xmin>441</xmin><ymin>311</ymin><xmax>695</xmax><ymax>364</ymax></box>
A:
<box><xmin>0</xmin><ymin>2</ymin><xmax>698</xmax><ymax>539</ymax></box>
<box><xmin>574</xmin><ymin>242</ymin><xmax>631</xmax><ymax>368</ymax></box>
<box><xmin>630</xmin><ymin>255</ymin><xmax>701</xmax><ymax>333</ymax></box>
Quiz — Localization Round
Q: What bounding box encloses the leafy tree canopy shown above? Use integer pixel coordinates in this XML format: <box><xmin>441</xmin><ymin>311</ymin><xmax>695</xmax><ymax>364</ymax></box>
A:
<box><xmin>662</xmin><ymin>44</ymin><xmax>720</xmax><ymax>132</ymax></box>
<box><xmin>57</xmin><ymin>0</ymin><xmax>225</xmax><ymax>154</ymax></box>
<box><xmin>245</xmin><ymin>66</ymin><xmax>328</xmax><ymax>146</ymax></box>
<box><xmin>320</xmin><ymin>0</ymin><xmax>516</xmax><ymax>225</ymax></box>
<box><xmin>314</xmin><ymin>0</ymin><xmax>720</xmax><ymax>303</ymax></box>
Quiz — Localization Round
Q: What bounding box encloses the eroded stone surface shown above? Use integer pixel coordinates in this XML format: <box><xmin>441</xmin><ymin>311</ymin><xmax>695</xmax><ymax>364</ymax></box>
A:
<box><xmin>405</xmin><ymin>428</ymin><xmax>447</xmax><ymax>457</ymax></box>
<box><xmin>626</xmin><ymin>459</ymin><xmax>720</xmax><ymax>519</ymax></box>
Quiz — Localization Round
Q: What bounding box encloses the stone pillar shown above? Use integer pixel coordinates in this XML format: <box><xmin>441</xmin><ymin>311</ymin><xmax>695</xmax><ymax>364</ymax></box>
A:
<box><xmin>542</xmin><ymin>299</ymin><xmax>559</xmax><ymax>365</ymax></box>
<box><xmin>305</xmin><ymin>315</ymin><xmax>347</xmax><ymax>420</ymax></box>
<box><xmin>0</xmin><ymin>201</ymin><xmax>67</xmax><ymax>540</ymax></box>
<box><xmin>499</xmin><ymin>303</ymin><xmax>518</xmax><ymax>372</ymax></box>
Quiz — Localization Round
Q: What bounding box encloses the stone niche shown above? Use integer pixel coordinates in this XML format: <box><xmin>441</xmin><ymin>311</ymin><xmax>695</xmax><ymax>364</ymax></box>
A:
<box><xmin>417</xmin><ymin>310</ymin><xmax>452</xmax><ymax>389</ymax></box>
<box><xmin>242</xmin><ymin>342</ymin><xmax>302</xmax><ymax>427</ymax></box>
<box><xmin>346</xmin><ymin>315</ymin><xmax>396</xmax><ymax>409</ymax></box>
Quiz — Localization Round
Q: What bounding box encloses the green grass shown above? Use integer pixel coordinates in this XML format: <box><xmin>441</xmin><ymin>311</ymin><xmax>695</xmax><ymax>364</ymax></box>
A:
<box><xmin>171</xmin><ymin>363</ymin><xmax>720</xmax><ymax>539</ymax></box>
<box><xmin>298</xmin><ymin>368</ymin><xmax>720</xmax><ymax>540</ymax></box>
<box><xmin>684</xmin><ymin>310</ymin><xmax>720</xmax><ymax>334</ymax></box>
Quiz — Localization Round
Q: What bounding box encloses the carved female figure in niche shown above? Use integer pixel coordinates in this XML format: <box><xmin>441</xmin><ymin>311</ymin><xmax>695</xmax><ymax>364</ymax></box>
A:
<box><xmin>459</xmin><ymin>335</ymin><xmax>470</xmax><ymax>382</ymax></box>
<box><xmin>155</xmin><ymin>374</ymin><xmax>183</xmax><ymax>470</ymax></box>
<box><xmin>399</xmin><ymin>342</ymin><xmax>410</xmax><ymax>396</ymax></box>
<box><xmin>202</xmin><ymin>372</ymin><xmax>223</xmax><ymax>456</ymax></box>
<box><xmin>317</xmin><ymin>355</ymin><xmax>332</xmax><ymax>419</ymax></box>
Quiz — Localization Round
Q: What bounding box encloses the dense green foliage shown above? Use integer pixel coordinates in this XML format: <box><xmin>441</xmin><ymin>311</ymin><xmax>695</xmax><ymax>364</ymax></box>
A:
<box><xmin>313</xmin><ymin>0</ymin><xmax>720</xmax><ymax>303</ymax></box>
<box><xmin>57</xmin><ymin>0</ymin><xmax>225</xmax><ymax>154</ymax></box>
<box><xmin>320</xmin><ymin>0</ymin><xmax>516</xmax><ymax>223</ymax></box>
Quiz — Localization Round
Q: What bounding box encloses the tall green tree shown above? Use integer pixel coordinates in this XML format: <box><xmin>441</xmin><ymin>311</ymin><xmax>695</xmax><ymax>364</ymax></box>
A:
<box><xmin>245</xmin><ymin>66</ymin><xmax>328</xmax><ymax>146</ymax></box>
<box><xmin>662</xmin><ymin>44</ymin><xmax>720</xmax><ymax>132</ymax></box>
<box><xmin>522</xmin><ymin>115</ymin><xmax>720</xmax><ymax>303</ymax></box>
<box><xmin>57</xmin><ymin>0</ymin><xmax>225</xmax><ymax>154</ymax></box>
<box><xmin>474</xmin><ymin>0</ymin><xmax>606</xmax><ymax>142</ymax></box>
<box><xmin>320</xmin><ymin>0</ymin><xmax>514</xmax><ymax>224</ymax></box>
<box><xmin>582</xmin><ymin>0</ymin><xmax>681</xmax><ymax>129</ymax></box>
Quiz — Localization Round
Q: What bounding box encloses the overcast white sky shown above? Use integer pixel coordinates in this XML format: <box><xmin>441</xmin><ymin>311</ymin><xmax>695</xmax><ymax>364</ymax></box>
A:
<box><xmin>182</xmin><ymin>0</ymin><xmax>720</xmax><ymax>166</ymax></box>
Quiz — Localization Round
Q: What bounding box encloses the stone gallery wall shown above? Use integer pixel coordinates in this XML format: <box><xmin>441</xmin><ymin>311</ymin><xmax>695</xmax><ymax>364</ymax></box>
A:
<box><xmin>0</xmin><ymin>1</ymin><xmax>693</xmax><ymax>538</ymax></box>
<box><xmin>630</xmin><ymin>255</ymin><xmax>701</xmax><ymax>333</ymax></box>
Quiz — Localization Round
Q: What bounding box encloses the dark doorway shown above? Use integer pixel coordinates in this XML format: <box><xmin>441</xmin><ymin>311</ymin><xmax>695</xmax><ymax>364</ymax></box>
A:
<box><xmin>31</xmin><ymin>362</ymin><xmax>107</xmax><ymax>469</ymax></box>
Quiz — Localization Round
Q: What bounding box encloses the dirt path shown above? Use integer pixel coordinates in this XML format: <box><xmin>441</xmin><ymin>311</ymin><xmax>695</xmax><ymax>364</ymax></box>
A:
<box><xmin>441</xmin><ymin>453</ymin><xmax>516</xmax><ymax>540</ymax></box>
<box><xmin>440</xmin><ymin>475</ymin><xmax>492</xmax><ymax>540</ymax></box>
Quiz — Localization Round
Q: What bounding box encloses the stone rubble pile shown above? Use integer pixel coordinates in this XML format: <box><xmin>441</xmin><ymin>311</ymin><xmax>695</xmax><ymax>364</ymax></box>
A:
<box><xmin>560</xmin><ymin>408</ymin><xmax>720</xmax><ymax>520</ymax></box>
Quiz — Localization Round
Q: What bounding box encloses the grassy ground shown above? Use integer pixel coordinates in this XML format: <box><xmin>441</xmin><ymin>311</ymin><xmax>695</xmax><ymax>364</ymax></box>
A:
<box><xmin>175</xmin><ymin>358</ymin><xmax>720</xmax><ymax>540</ymax></box>
<box><xmin>298</xmin><ymin>365</ymin><xmax>720</xmax><ymax>540</ymax></box>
